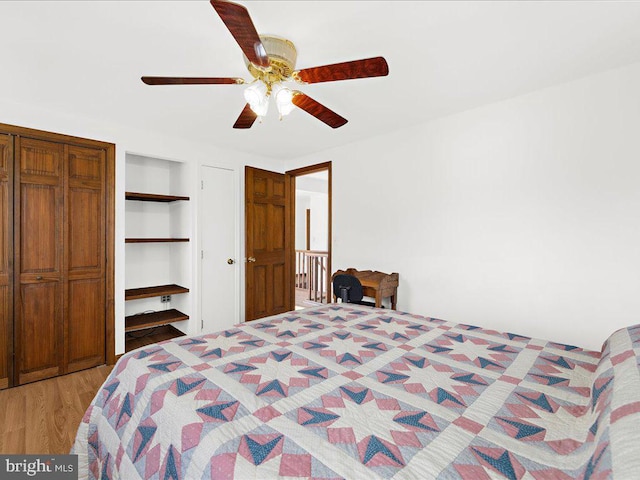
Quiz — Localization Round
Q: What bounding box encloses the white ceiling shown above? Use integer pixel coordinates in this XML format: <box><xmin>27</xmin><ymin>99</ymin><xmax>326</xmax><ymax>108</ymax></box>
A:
<box><xmin>2</xmin><ymin>1</ymin><xmax>640</xmax><ymax>159</ymax></box>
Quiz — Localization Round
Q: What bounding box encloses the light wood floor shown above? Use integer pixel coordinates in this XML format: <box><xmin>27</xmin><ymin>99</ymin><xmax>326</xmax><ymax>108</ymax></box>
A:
<box><xmin>0</xmin><ymin>365</ymin><xmax>112</xmax><ymax>454</ymax></box>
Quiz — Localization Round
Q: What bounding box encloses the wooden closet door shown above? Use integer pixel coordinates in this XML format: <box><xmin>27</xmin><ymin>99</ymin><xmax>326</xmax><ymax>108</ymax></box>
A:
<box><xmin>0</xmin><ymin>134</ymin><xmax>12</xmax><ymax>389</ymax></box>
<box><xmin>15</xmin><ymin>137</ymin><xmax>64</xmax><ymax>385</ymax></box>
<box><xmin>65</xmin><ymin>145</ymin><xmax>106</xmax><ymax>373</ymax></box>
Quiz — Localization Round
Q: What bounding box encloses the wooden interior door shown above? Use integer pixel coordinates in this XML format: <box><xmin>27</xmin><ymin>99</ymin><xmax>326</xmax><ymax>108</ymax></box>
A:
<box><xmin>65</xmin><ymin>145</ymin><xmax>106</xmax><ymax>373</ymax></box>
<box><xmin>14</xmin><ymin>137</ymin><xmax>64</xmax><ymax>385</ymax></box>
<box><xmin>245</xmin><ymin>166</ymin><xmax>292</xmax><ymax>320</ymax></box>
<box><xmin>0</xmin><ymin>133</ymin><xmax>12</xmax><ymax>389</ymax></box>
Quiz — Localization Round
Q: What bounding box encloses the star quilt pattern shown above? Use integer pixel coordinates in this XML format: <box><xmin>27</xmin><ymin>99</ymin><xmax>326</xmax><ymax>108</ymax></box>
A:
<box><xmin>73</xmin><ymin>306</ymin><xmax>640</xmax><ymax>479</ymax></box>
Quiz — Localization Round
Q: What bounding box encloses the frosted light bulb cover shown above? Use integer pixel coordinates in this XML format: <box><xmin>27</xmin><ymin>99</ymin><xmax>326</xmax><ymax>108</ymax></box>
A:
<box><xmin>273</xmin><ymin>84</ymin><xmax>295</xmax><ymax>117</ymax></box>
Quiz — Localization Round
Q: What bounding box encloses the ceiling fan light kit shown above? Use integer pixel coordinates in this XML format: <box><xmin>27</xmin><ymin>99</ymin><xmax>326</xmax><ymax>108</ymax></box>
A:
<box><xmin>141</xmin><ymin>0</ymin><xmax>389</xmax><ymax>129</ymax></box>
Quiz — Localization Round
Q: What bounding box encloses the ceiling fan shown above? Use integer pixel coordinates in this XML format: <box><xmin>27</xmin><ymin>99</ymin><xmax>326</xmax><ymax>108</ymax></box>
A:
<box><xmin>141</xmin><ymin>0</ymin><xmax>389</xmax><ymax>129</ymax></box>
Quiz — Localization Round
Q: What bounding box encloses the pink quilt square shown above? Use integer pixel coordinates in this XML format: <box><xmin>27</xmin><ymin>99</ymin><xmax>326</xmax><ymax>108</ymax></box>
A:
<box><xmin>279</xmin><ymin>454</ymin><xmax>312</xmax><ymax>477</ymax></box>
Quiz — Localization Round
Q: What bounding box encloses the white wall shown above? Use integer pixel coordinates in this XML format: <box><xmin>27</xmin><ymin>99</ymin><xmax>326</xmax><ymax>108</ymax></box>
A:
<box><xmin>0</xmin><ymin>98</ymin><xmax>282</xmax><ymax>354</ymax></box>
<box><xmin>285</xmin><ymin>62</ymin><xmax>640</xmax><ymax>351</ymax></box>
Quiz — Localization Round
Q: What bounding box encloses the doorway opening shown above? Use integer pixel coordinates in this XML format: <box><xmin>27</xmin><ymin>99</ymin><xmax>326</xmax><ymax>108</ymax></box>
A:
<box><xmin>287</xmin><ymin>162</ymin><xmax>332</xmax><ymax>310</ymax></box>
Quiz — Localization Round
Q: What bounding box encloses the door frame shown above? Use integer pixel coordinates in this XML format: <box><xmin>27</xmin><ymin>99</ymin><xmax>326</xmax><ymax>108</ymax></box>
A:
<box><xmin>286</xmin><ymin>161</ymin><xmax>332</xmax><ymax>305</ymax></box>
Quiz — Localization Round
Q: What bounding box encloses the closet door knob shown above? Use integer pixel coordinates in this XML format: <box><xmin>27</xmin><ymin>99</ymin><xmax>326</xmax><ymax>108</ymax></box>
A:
<box><xmin>227</xmin><ymin>258</ymin><xmax>235</xmax><ymax>265</ymax></box>
<box><xmin>36</xmin><ymin>276</ymin><xmax>43</xmax><ymax>280</ymax></box>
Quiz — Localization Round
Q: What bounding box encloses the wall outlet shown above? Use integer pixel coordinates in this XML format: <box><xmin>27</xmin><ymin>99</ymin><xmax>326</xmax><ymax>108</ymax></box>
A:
<box><xmin>161</xmin><ymin>295</ymin><xmax>171</xmax><ymax>303</ymax></box>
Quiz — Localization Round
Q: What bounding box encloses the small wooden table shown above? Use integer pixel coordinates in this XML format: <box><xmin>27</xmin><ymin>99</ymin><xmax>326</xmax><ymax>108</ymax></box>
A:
<box><xmin>332</xmin><ymin>268</ymin><xmax>399</xmax><ymax>309</ymax></box>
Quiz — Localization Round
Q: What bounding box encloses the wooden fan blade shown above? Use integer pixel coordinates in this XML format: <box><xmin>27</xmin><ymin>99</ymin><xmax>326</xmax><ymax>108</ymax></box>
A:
<box><xmin>141</xmin><ymin>76</ymin><xmax>244</xmax><ymax>85</ymax></box>
<box><xmin>292</xmin><ymin>92</ymin><xmax>347</xmax><ymax>129</ymax></box>
<box><xmin>210</xmin><ymin>0</ymin><xmax>270</xmax><ymax>68</ymax></box>
<box><xmin>233</xmin><ymin>103</ymin><xmax>258</xmax><ymax>129</ymax></box>
<box><xmin>294</xmin><ymin>57</ymin><xmax>389</xmax><ymax>84</ymax></box>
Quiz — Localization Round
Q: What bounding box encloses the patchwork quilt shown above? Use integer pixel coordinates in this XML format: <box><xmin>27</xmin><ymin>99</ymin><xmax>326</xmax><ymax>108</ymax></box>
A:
<box><xmin>73</xmin><ymin>305</ymin><xmax>640</xmax><ymax>479</ymax></box>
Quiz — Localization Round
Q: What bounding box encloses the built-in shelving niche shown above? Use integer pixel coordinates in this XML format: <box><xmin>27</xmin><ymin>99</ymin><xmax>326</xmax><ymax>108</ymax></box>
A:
<box><xmin>124</xmin><ymin>154</ymin><xmax>192</xmax><ymax>352</ymax></box>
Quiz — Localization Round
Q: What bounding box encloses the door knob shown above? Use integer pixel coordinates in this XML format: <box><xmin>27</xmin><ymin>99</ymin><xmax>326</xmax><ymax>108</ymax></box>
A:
<box><xmin>227</xmin><ymin>258</ymin><xmax>235</xmax><ymax>265</ymax></box>
<box><xmin>247</xmin><ymin>257</ymin><xmax>256</xmax><ymax>263</ymax></box>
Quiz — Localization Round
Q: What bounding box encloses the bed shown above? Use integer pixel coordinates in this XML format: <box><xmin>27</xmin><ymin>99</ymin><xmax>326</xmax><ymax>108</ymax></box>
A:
<box><xmin>73</xmin><ymin>304</ymin><xmax>640</xmax><ymax>479</ymax></box>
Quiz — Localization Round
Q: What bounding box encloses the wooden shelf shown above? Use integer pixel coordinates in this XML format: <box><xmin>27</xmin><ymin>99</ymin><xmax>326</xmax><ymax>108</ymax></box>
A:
<box><xmin>125</xmin><ymin>309</ymin><xmax>189</xmax><ymax>332</ymax></box>
<box><xmin>125</xmin><ymin>192</ymin><xmax>190</xmax><ymax>202</ymax></box>
<box><xmin>125</xmin><ymin>238</ymin><xmax>189</xmax><ymax>243</ymax></box>
<box><xmin>125</xmin><ymin>284</ymin><xmax>189</xmax><ymax>301</ymax></box>
<box><xmin>125</xmin><ymin>325</ymin><xmax>186</xmax><ymax>352</ymax></box>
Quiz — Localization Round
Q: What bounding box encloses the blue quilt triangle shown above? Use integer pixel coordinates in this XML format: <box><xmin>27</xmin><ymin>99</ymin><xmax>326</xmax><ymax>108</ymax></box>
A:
<box><xmin>408</xmin><ymin>325</ymin><xmax>426</xmax><ymax>331</ymax></box>
<box><xmin>339</xmin><ymin>353</ymin><xmax>362</xmax><ymax>365</ymax></box>
<box><xmin>531</xmin><ymin>374</ymin><xmax>567</xmax><ymax>386</ymax></box>
<box><xmin>507</xmin><ymin>332</ymin><xmax>530</xmax><ymax>341</ymax></box>
<box><xmin>394</xmin><ymin>412</ymin><xmax>439</xmax><ymax>432</ymax></box>
<box><xmin>363</xmin><ymin>436</ymin><xmax>404</xmax><ymax>465</ymax></box>
<box><xmin>103</xmin><ymin>381</ymin><xmax>120</xmax><ymax>402</ymax></box>
<box><xmin>473</xmin><ymin>448</ymin><xmax>517</xmax><ymax>480</ymax></box>
<box><xmin>381</xmin><ymin>371</ymin><xmax>410</xmax><ymax>383</ymax></box>
<box><xmin>436</xmin><ymin>388</ymin><xmax>464</xmax><ymax>406</ymax></box>
<box><xmin>176</xmin><ymin>378</ymin><xmax>205</xmax><ymax>396</ymax></box>
<box><xmin>163</xmin><ymin>446</ymin><xmax>179</xmax><ymax>480</ymax></box>
<box><xmin>197</xmin><ymin>401</ymin><xmax>237</xmax><ymax>421</ymax></box>
<box><xmin>584</xmin><ymin>445</ymin><xmax>608</xmax><ymax>480</ymax></box>
<box><xmin>227</xmin><ymin>363</ymin><xmax>257</xmax><ymax>373</ymax></box>
<box><xmin>298</xmin><ymin>367</ymin><xmax>326</xmax><ymax>379</ymax></box>
<box><xmin>334</xmin><ymin>332</ymin><xmax>350</xmax><ymax>340</ymax></box>
<box><xmin>499</xmin><ymin>418</ymin><xmax>545</xmax><ymax>439</ymax></box>
<box><xmin>117</xmin><ymin>395</ymin><xmax>132</xmax><ymax>425</ymax></box>
<box><xmin>478</xmin><ymin>357</ymin><xmax>503</xmax><ymax>369</ymax></box>
<box><xmin>301</xmin><ymin>407</ymin><xmax>340</xmax><ymax>425</ymax></box>
<box><xmin>592</xmin><ymin>378</ymin><xmax>613</xmax><ymax>408</ymax></box>
<box><xmin>134</xmin><ymin>426</ymin><xmax>157</xmax><ymax>461</ymax></box>
<box><xmin>406</xmin><ymin>357</ymin><xmax>426</xmax><ymax>368</ymax></box>
<box><xmin>391</xmin><ymin>333</ymin><xmax>409</xmax><ymax>340</ymax></box>
<box><xmin>149</xmin><ymin>362</ymin><xmax>179</xmax><ymax>372</ymax></box>
<box><xmin>136</xmin><ymin>349</ymin><xmax>159</xmax><ymax>359</ymax></box>
<box><xmin>363</xmin><ymin>342</ymin><xmax>386</xmax><ymax>351</ymax></box>
<box><xmin>271</xmin><ymin>351</ymin><xmax>292</xmax><ymax>362</ymax></box>
<box><xmin>202</xmin><ymin>348</ymin><xmax>222</xmax><ymax>358</ymax></box>
<box><xmin>256</xmin><ymin>380</ymin><xmax>286</xmax><ymax>396</ymax></box>
<box><xmin>101</xmin><ymin>453</ymin><xmax>111</xmax><ymax>480</ymax></box>
<box><xmin>488</xmin><ymin>344</ymin><xmax>512</xmax><ymax>352</ymax></box>
<box><xmin>426</xmin><ymin>345</ymin><xmax>452</xmax><ymax>354</ymax></box>
<box><xmin>545</xmin><ymin>356</ymin><xmax>571</xmax><ymax>369</ymax></box>
<box><xmin>245</xmin><ymin>435</ymin><xmax>283</xmax><ymax>465</ymax></box>
<box><xmin>446</xmin><ymin>334</ymin><xmax>465</xmax><ymax>343</ymax></box>
<box><xmin>277</xmin><ymin>330</ymin><xmax>295</xmax><ymax>338</ymax></box>
<box><xmin>341</xmin><ymin>386</ymin><xmax>368</xmax><ymax>404</ymax></box>
<box><xmin>517</xmin><ymin>392</ymin><xmax>554</xmax><ymax>413</ymax></box>
<box><xmin>452</xmin><ymin>373</ymin><xmax>485</xmax><ymax>385</ymax></box>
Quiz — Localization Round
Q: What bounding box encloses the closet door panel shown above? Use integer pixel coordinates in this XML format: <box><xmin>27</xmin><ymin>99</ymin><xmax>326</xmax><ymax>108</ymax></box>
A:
<box><xmin>66</xmin><ymin>146</ymin><xmax>105</xmax><ymax>372</ymax></box>
<box><xmin>0</xmin><ymin>134</ymin><xmax>12</xmax><ymax>389</ymax></box>
<box><xmin>68</xmin><ymin>188</ymin><xmax>101</xmax><ymax>271</ymax></box>
<box><xmin>67</xmin><ymin>279</ymin><xmax>105</xmax><ymax>372</ymax></box>
<box><xmin>20</xmin><ymin>184</ymin><xmax>59</xmax><ymax>273</ymax></box>
<box><xmin>15</xmin><ymin>138</ymin><xmax>64</xmax><ymax>385</ymax></box>
<box><xmin>18</xmin><ymin>282</ymin><xmax>61</xmax><ymax>383</ymax></box>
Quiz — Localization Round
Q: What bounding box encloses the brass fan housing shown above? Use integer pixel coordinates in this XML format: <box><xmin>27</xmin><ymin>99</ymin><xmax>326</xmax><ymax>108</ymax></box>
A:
<box><xmin>244</xmin><ymin>35</ymin><xmax>297</xmax><ymax>87</ymax></box>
